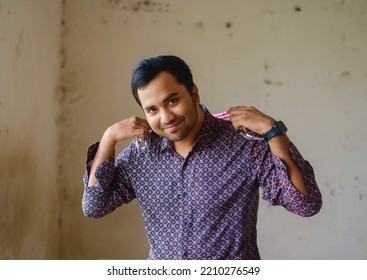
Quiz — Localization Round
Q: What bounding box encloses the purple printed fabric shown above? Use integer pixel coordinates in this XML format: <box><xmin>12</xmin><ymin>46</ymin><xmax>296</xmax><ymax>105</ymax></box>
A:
<box><xmin>82</xmin><ymin>106</ymin><xmax>322</xmax><ymax>260</ymax></box>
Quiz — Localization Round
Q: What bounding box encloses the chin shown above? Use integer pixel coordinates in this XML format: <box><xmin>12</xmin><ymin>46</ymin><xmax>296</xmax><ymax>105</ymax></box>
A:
<box><xmin>166</xmin><ymin>135</ymin><xmax>182</xmax><ymax>142</ymax></box>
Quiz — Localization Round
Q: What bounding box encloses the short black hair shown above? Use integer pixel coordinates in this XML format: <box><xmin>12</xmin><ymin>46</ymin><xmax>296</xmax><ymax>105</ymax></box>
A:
<box><xmin>131</xmin><ymin>55</ymin><xmax>195</xmax><ymax>106</ymax></box>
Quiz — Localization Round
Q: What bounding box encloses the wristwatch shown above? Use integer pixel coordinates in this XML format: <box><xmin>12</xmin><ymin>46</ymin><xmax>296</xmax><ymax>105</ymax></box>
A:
<box><xmin>263</xmin><ymin>121</ymin><xmax>287</xmax><ymax>142</ymax></box>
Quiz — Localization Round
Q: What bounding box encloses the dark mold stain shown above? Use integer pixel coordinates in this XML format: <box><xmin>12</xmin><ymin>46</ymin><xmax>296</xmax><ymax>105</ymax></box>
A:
<box><xmin>61</xmin><ymin>0</ymin><xmax>68</xmax><ymax>37</ymax></box>
<box><xmin>329</xmin><ymin>189</ymin><xmax>335</xmax><ymax>197</ymax></box>
<box><xmin>108</xmin><ymin>0</ymin><xmax>123</xmax><ymax>4</ymax></box>
<box><xmin>264</xmin><ymin>64</ymin><xmax>268</xmax><ymax>71</ymax></box>
<box><xmin>69</xmin><ymin>95</ymin><xmax>83</xmax><ymax>104</ymax></box>
<box><xmin>341</xmin><ymin>71</ymin><xmax>351</xmax><ymax>77</ymax></box>
<box><xmin>264</xmin><ymin>79</ymin><xmax>283</xmax><ymax>86</ymax></box>
<box><xmin>61</xmin><ymin>28</ymin><xmax>70</xmax><ymax>37</ymax></box>
<box><xmin>262</xmin><ymin>9</ymin><xmax>274</xmax><ymax>15</ymax></box>
<box><xmin>104</xmin><ymin>0</ymin><xmax>170</xmax><ymax>13</ymax></box>
<box><xmin>60</xmin><ymin>48</ymin><xmax>66</xmax><ymax>69</ymax></box>
<box><xmin>195</xmin><ymin>21</ymin><xmax>204</xmax><ymax>29</ymax></box>
<box><xmin>15</xmin><ymin>29</ymin><xmax>25</xmax><ymax>61</ymax></box>
<box><xmin>225</xmin><ymin>22</ymin><xmax>233</xmax><ymax>37</ymax></box>
<box><xmin>294</xmin><ymin>6</ymin><xmax>302</xmax><ymax>12</ymax></box>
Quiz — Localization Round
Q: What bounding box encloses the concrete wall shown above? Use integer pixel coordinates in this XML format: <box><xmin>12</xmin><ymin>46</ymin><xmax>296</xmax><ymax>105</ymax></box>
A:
<box><xmin>60</xmin><ymin>0</ymin><xmax>367</xmax><ymax>259</ymax></box>
<box><xmin>1</xmin><ymin>0</ymin><xmax>366</xmax><ymax>260</ymax></box>
<box><xmin>0</xmin><ymin>0</ymin><xmax>61</xmax><ymax>259</ymax></box>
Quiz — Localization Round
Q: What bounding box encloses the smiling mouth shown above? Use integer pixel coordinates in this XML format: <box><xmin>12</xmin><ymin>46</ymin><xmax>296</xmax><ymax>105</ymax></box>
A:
<box><xmin>161</xmin><ymin>118</ymin><xmax>184</xmax><ymax>132</ymax></box>
<box><xmin>162</xmin><ymin>122</ymin><xmax>180</xmax><ymax>132</ymax></box>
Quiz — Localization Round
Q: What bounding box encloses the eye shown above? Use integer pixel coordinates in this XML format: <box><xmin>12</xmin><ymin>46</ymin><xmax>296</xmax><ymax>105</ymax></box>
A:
<box><xmin>146</xmin><ymin>107</ymin><xmax>157</xmax><ymax>114</ymax></box>
<box><xmin>168</xmin><ymin>98</ymin><xmax>178</xmax><ymax>105</ymax></box>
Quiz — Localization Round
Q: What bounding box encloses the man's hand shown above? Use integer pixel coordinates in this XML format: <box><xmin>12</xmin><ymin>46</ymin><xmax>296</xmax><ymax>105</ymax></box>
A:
<box><xmin>87</xmin><ymin>116</ymin><xmax>151</xmax><ymax>187</ymax></box>
<box><xmin>226</xmin><ymin>106</ymin><xmax>275</xmax><ymax>136</ymax></box>
<box><xmin>103</xmin><ymin>116</ymin><xmax>151</xmax><ymax>145</ymax></box>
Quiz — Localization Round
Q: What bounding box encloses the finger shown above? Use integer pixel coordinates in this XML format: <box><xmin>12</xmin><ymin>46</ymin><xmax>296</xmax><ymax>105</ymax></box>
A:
<box><xmin>227</xmin><ymin>106</ymin><xmax>252</xmax><ymax>114</ymax></box>
<box><xmin>112</xmin><ymin>117</ymin><xmax>149</xmax><ymax>140</ymax></box>
<box><xmin>135</xmin><ymin>127</ymin><xmax>151</xmax><ymax>138</ymax></box>
<box><xmin>230</xmin><ymin>117</ymin><xmax>247</xmax><ymax>130</ymax></box>
<box><xmin>133</xmin><ymin>118</ymin><xmax>152</xmax><ymax>138</ymax></box>
<box><xmin>227</xmin><ymin>107</ymin><xmax>263</xmax><ymax>132</ymax></box>
<box><xmin>127</xmin><ymin>116</ymin><xmax>150</xmax><ymax>131</ymax></box>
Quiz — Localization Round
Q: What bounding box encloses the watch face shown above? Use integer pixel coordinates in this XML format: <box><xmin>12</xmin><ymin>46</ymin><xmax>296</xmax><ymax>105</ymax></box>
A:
<box><xmin>276</xmin><ymin>121</ymin><xmax>287</xmax><ymax>133</ymax></box>
<box><xmin>264</xmin><ymin>121</ymin><xmax>288</xmax><ymax>142</ymax></box>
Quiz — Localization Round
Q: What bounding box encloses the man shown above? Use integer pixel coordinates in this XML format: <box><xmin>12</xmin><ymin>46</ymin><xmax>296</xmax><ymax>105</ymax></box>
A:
<box><xmin>82</xmin><ymin>55</ymin><xmax>322</xmax><ymax>260</ymax></box>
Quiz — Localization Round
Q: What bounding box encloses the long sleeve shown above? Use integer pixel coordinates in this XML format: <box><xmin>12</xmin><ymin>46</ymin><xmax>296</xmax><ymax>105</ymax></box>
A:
<box><xmin>258</xmin><ymin>142</ymin><xmax>322</xmax><ymax>217</ymax></box>
<box><xmin>82</xmin><ymin>142</ymin><xmax>136</xmax><ymax>218</ymax></box>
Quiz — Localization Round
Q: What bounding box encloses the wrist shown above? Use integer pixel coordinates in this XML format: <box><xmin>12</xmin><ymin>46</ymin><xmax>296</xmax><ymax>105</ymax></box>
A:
<box><xmin>101</xmin><ymin>127</ymin><xmax>118</xmax><ymax>147</ymax></box>
<box><xmin>261</xmin><ymin>119</ymin><xmax>276</xmax><ymax>135</ymax></box>
<box><xmin>264</xmin><ymin>121</ymin><xmax>287</xmax><ymax>142</ymax></box>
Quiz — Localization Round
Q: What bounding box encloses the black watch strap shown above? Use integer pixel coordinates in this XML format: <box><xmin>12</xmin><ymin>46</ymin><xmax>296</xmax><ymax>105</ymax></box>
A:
<box><xmin>263</xmin><ymin>121</ymin><xmax>287</xmax><ymax>142</ymax></box>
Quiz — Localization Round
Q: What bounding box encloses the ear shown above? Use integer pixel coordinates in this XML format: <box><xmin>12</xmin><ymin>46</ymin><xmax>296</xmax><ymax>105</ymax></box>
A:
<box><xmin>191</xmin><ymin>85</ymin><xmax>200</xmax><ymax>104</ymax></box>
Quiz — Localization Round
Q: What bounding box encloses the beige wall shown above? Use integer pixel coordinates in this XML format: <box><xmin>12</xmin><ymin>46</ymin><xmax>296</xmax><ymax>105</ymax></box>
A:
<box><xmin>1</xmin><ymin>0</ymin><xmax>366</xmax><ymax>260</ymax></box>
<box><xmin>61</xmin><ymin>0</ymin><xmax>367</xmax><ymax>259</ymax></box>
<box><xmin>0</xmin><ymin>0</ymin><xmax>61</xmax><ymax>259</ymax></box>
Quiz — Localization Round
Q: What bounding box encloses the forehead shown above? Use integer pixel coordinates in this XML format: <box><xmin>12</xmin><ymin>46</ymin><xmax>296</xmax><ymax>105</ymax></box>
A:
<box><xmin>142</xmin><ymin>71</ymin><xmax>180</xmax><ymax>91</ymax></box>
<box><xmin>138</xmin><ymin>71</ymin><xmax>187</xmax><ymax>104</ymax></box>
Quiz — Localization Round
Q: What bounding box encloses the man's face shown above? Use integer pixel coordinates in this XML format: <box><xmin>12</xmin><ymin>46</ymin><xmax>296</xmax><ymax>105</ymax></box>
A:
<box><xmin>138</xmin><ymin>71</ymin><xmax>201</xmax><ymax>143</ymax></box>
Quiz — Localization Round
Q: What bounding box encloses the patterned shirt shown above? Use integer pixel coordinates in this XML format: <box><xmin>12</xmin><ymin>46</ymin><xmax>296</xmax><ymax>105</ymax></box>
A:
<box><xmin>82</xmin><ymin>105</ymin><xmax>322</xmax><ymax>260</ymax></box>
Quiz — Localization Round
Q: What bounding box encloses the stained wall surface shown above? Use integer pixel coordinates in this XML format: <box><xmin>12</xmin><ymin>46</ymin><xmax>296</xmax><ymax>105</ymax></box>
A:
<box><xmin>60</xmin><ymin>0</ymin><xmax>367</xmax><ymax>259</ymax></box>
<box><xmin>1</xmin><ymin>0</ymin><xmax>366</xmax><ymax>260</ymax></box>
<box><xmin>0</xmin><ymin>0</ymin><xmax>61</xmax><ymax>259</ymax></box>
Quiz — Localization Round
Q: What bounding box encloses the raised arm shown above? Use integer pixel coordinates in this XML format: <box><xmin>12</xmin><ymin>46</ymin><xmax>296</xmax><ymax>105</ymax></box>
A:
<box><xmin>87</xmin><ymin>116</ymin><xmax>151</xmax><ymax>186</ymax></box>
<box><xmin>227</xmin><ymin>106</ymin><xmax>307</xmax><ymax>195</ymax></box>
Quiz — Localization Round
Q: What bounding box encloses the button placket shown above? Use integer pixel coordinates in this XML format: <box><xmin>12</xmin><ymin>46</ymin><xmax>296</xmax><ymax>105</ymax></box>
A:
<box><xmin>180</xmin><ymin>159</ymin><xmax>191</xmax><ymax>259</ymax></box>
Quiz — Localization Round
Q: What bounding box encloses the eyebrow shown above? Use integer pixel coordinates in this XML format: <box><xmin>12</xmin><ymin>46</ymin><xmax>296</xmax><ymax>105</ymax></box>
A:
<box><xmin>143</xmin><ymin>92</ymin><xmax>180</xmax><ymax>111</ymax></box>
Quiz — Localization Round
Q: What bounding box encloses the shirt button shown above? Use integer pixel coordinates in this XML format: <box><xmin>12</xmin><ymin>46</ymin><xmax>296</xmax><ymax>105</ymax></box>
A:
<box><xmin>182</xmin><ymin>192</ymin><xmax>188</xmax><ymax>198</ymax></box>
<box><xmin>182</xmin><ymin>252</ymin><xmax>188</xmax><ymax>259</ymax></box>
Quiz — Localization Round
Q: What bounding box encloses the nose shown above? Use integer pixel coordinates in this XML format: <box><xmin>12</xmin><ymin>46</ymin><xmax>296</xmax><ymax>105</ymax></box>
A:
<box><xmin>160</xmin><ymin>108</ymin><xmax>175</xmax><ymax>124</ymax></box>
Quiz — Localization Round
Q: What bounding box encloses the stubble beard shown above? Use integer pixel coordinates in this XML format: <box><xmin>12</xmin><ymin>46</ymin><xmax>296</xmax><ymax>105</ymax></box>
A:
<box><xmin>162</xmin><ymin>107</ymin><xmax>199</xmax><ymax>142</ymax></box>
